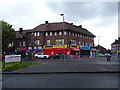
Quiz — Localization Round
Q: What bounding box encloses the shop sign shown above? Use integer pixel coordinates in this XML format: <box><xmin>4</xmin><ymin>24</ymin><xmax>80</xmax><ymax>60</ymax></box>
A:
<box><xmin>70</xmin><ymin>45</ymin><xmax>79</xmax><ymax>48</ymax></box>
<box><xmin>15</xmin><ymin>47</ymin><xmax>27</xmax><ymax>51</ymax></box>
<box><xmin>33</xmin><ymin>46</ymin><xmax>42</xmax><ymax>50</ymax></box>
<box><xmin>21</xmin><ymin>47</ymin><xmax>27</xmax><ymax>51</ymax></box>
<box><xmin>5</xmin><ymin>55</ymin><xmax>21</xmax><ymax>62</ymax></box>
<box><xmin>117</xmin><ymin>50</ymin><xmax>120</xmax><ymax>53</ymax></box>
<box><xmin>28</xmin><ymin>47</ymin><xmax>33</xmax><ymax>50</ymax></box>
<box><xmin>15</xmin><ymin>47</ymin><xmax>21</xmax><ymax>51</ymax></box>
<box><xmin>71</xmin><ymin>48</ymin><xmax>80</xmax><ymax>51</ymax></box>
<box><xmin>80</xmin><ymin>46</ymin><xmax>90</xmax><ymax>50</ymax></box>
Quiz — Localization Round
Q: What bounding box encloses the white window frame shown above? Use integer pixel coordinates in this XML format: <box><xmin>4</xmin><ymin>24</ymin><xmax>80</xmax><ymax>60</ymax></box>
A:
<box><xmin>72</xmin><ymin>32</ymin><xmax>74</xmax><ymax>36</ymax></box>
<box><xmin>56</xmin><ymin>39</ymin><xmax>59</xmax><ymax>45</ymax></box>
<box><xmin>69</xmin><ymin>32</ymin><xmax>71</xmax><ymax>35</ymax></box>
<box><xmin>64</xmin><ymin>31</ymin><xmax>67</xmax><ymax>35</ymax></box>
<box><xmin>59</xmin><ymin>31</ymin><xmax>62</xmax><ymax>35</ymax></box>
<box><xmin>20</xmin><ymin>41</ymin><xmax>26</xmax><ymax>46</ymax></box>
<box><xmin>34</xmin><ymin>32</ymin><xmax>37</xmax><ymax>36</ymax></box>
<box><xmin>62</xmin><ymin>39</ymin><xmax>64</xmax><ymax>44</ymax></box>
<box><xmin>75</xmin><ymin>33</ymin><xmax>77</xmax><ymax>37</ymax></box>
<box><xmin>47</xmin><ymin>40</ymin><xmax>50</xmax><ymax>45</ymax></box>
<box><xmin>54</xmin><ymin>32</ymin><xmax>57</xmax><ymax>36</ymax></box>
<box><xmin>46</xmin><ymin>32</ymin><xmax>48</xmax><ymax>36</ymax></box>
<box><xmin>37</xmin><ymin>32</ymin><xmax>40</xmax><ymax>36</ymax></box>
<box><xmin>50</xmin><ymin>32</ymin><xmax>52</xmax><ymax>36</ymax></box>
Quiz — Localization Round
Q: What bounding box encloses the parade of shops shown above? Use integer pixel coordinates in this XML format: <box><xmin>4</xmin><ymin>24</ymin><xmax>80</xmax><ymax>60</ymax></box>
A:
<box><xmin>111</xmin><ymin>37</ymin><xmax>120</xmax><ymax>60</ymax></box>
<box><xmin>13</xmin><ymin>21</ymin><xmax>97</xmax><ymax>58</ymax></box>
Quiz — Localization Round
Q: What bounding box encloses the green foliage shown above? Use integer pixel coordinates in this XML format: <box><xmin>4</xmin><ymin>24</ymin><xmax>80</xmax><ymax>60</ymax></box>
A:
<box><xmin>2</xmin><ymin>62</ymin><xmax>41</xmax><ymax>71</ymax></box>
<box><xmin>0</xmin><ymin>20</ymin><xmax>16</xmax><ymax>49</ymax></box>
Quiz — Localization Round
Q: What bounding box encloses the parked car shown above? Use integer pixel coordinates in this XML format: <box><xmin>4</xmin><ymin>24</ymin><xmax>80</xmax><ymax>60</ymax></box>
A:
<box><xmin>34</xmin><ymin>53</ymin><xmax>49</xmax><ymax>59</ymax></box>
<box><xmin>49</xmin><ymin>53</ymin><xmax>66</xmax><ymax>59</ymax></box>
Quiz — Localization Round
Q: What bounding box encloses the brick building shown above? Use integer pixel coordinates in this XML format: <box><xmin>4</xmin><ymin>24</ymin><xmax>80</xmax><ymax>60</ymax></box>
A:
<box><xmin>111</xmin><ymin>37</ymin><xmax>120</xmax><ymax>55</ymax></box>
<box><xmin>14</xmin><ymin>21</ymin><xmax>96</xmax><ymax>56</ymax></box>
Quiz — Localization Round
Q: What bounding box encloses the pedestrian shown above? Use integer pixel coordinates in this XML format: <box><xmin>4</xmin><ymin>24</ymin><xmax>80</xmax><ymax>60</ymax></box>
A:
<box><xmin>106</xmin><ymin>53</ymin><xmax>111</xmax><ymax>61</ymax></box>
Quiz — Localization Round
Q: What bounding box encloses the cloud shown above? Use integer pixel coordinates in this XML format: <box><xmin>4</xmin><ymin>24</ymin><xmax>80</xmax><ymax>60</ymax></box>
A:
<box><xmin>0</xmin><ymin>0</ymin><xmax>118</xmax><ymax>49</ymax></box>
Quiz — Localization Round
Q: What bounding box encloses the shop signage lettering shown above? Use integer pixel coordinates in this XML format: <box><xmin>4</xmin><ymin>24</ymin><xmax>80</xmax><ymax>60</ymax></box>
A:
<box><xmin>80</xmin><ymin>46</ymin><xmax>90</xmax><ymax>50</ymax></box>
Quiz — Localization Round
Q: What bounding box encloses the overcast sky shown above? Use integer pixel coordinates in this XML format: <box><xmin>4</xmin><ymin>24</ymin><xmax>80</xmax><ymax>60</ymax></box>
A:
<box><xmin>0</xmin><ymin>0</ymin><xmax>119</xmax><ymax>49</ymax></box>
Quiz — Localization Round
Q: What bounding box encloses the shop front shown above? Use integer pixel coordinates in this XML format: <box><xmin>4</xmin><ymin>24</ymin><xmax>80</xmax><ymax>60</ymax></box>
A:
<box><xmin>80</xmin><ymin>46</ymin><xmax>91</xmax><ymax>57</ymax></box>
<box><xmin>90</xmin><ymin>47</ymin><xmax>97</xmax><ymax>57</ymax></box>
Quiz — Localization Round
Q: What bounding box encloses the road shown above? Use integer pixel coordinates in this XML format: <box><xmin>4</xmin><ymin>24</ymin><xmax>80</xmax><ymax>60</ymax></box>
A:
<box><xmin>2</xmin><ymin>73</ymin><xmax>118</xmax><ymax>88</ymax></box>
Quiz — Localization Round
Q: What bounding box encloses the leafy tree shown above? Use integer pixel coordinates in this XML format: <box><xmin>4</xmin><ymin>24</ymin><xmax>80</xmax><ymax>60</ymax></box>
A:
<box><xmin>0</xmin><ymin>20</ymin><xmax>16</xmax><ymax>49</ymax></box>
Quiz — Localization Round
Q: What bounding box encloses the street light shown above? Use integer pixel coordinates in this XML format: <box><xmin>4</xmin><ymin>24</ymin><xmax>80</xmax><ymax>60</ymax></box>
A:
<box><xmin>98</xmin><ymin>36</ymin><xmax>101</xmax><ymax>45</ymax></box>
<box><xmin>60</xmin><ymin>14</ymin><xmax>65</xmax><ymax>45</ymax></box>
<box><xmin>60</xmin><ymin>14</ymin><xmax>65</xmax><ymax>61</ymax></box>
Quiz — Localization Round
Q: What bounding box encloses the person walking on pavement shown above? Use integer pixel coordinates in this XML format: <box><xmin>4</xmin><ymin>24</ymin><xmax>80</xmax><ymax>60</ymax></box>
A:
<box><xmin>106</xmin><ymin>53</ymin><xmax>111</xmax><ymax>61</ymax></box>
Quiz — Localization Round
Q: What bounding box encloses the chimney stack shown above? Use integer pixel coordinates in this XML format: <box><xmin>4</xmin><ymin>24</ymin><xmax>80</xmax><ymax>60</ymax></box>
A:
<box><xmin>79</xmin><ymin>25</ymin><xmax>82</xmax><ymax>28</ymax></box>
<box><xmin>45</xmin><ymin>21</ymin><xmax>49</xmax><ymax>25</ymax></box>
<box><xmin>19</xmin><ymin>28</ymin><xmax>23</xmax><ymax>33</ymax></box>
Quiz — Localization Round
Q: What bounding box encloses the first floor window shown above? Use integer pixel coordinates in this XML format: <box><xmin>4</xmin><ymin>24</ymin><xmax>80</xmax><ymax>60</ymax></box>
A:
<box><xmin>56</xmin><ymin>40</ymin><xmax>59</xmax><ymax>45</ymax></box>
<box><xmin>54</xmin><ymin>32</ymin><xmax>57</xmax><ymax>36</ymax></box>
<box><xmin>64</xmin><ymin>31</ymin><xmax>67</xmax><ymax>35</ymax></box>
<box><xmin>50</xmin><ymin>32</ymin><xmax>52</xmax><ymax>36</ymax></box>
<box><xmin>20</xmin><ymin>41</ymin><xmax>26</xmax><ymax>46</ymax></box>
<box><xmin>47</xmin><ymin>40</ymin><xmax>50</xmax><ymax>45</ymax></box>
<box><xmin>37</xmin><ymin>32</ymin><xmax>40</xmax><ymax>36</ymax></box>
<box><xmin>46</xmin><ymin>32</ymin><xmax>48</xmax><ymax>36</ymax></box>
<box><xmin>56</xmin><ymin>39</ymin><xmax>64</xmax><ymax>45</ymax></box>
<box><xmin>34</xmin><ymin>32</ymin><xmax>37</xmax><ymax>36</ymax></box>
<box><xmin>62</xmin><ymin>39</ymin><xmax>64</xmax><ymax>44</ymax></box>
<box><xmin>36</xmin><ymin>40</ymin><xmax>40</xmax><ymax>45</ymax></box>
<box><xmin>59</xmin><ymin>31</ymin><xmax>62</xmax><ymax>35</ymax></box>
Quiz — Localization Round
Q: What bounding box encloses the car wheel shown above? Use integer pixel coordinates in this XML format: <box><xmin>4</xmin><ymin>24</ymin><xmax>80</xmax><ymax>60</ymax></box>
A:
<box><xmin>35</xmin><ymin>56</ymin><xmax>38</xmax><ymax>59</ymax></box>
<box><xmin>44</xmin><ymin>56</ymin><xmax>47</xmax><ymax>59</ymax></box>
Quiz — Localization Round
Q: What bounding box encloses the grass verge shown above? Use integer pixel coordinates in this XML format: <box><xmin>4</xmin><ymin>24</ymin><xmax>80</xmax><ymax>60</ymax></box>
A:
<box><xmin>1</xmin><ymin>61</ymin><xmax>41</xmax><ymax>72</ymax></box>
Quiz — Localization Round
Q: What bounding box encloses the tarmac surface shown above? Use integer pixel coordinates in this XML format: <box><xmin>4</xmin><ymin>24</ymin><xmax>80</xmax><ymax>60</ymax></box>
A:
<box><xmin>3</xmin><ymin>57</ymin><xmax>119</xmax><ymax>74</ymax></box>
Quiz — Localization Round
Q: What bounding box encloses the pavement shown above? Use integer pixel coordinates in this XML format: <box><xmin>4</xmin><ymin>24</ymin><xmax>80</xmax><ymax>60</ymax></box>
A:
<box><xmin>2</xmin><ymin>57</ymin><xmax>119</xmax><ymax>74</ymax></box>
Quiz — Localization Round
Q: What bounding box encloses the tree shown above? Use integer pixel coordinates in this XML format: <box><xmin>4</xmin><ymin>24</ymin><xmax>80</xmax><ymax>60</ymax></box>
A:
<box><xmin>0</xmin><ymin>20</ymin><xmax>16</xmax><ymax>49</ymax></box>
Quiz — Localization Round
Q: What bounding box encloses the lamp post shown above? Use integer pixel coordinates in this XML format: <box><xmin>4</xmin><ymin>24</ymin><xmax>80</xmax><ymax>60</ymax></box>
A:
<box><xmin>60</xmin><ymin>14</ymin><xmax>65</xmax><ymax>61</ymax></box>
<box><xmin>98</xmin><ymin>36</ymin><xmax>101</xmax><ymax>45</ymax></box>
<box><xmin>60</xmin><ymin>14</ymin><xmax>65</xmax><ymax>45</ymax></box>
